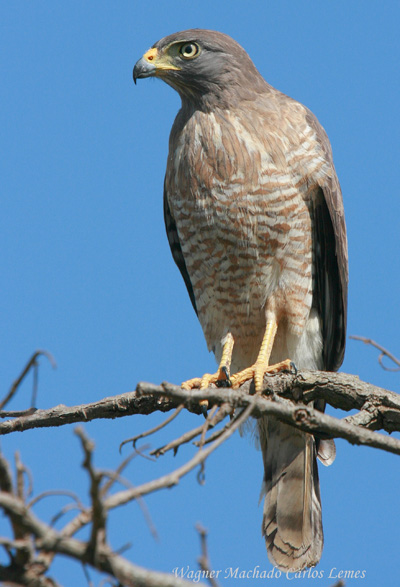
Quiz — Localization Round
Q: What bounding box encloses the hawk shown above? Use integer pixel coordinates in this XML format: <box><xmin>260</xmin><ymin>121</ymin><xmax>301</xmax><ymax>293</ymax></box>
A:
<box><xmin>133</xmin><ymin>29</ymin><xmax>348</xmax><ymax>571</ymax></box>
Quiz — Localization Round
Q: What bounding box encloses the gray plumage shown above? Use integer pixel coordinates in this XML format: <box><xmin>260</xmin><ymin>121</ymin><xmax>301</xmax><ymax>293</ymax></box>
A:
<box><xmin>134</xmin><ymin>29</ymin><xmax>348</xmax><ymax>571</ymax></box>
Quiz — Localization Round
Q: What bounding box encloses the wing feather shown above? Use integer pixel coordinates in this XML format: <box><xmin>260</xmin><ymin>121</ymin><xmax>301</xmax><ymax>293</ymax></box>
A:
<box><xmin>306</xmin><ymin>110</ymin><xmax>348</xmax><ymax>371</ymax></box>
<box><xmin>163</xmin><ymin>181</ymin><xmax>198</xmax><ymax>315</ymax></box>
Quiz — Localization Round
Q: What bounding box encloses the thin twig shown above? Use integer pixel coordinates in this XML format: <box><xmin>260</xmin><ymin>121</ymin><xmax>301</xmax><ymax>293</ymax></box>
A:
<box><xmin>0</xmin><ymin>452</ymin><xmax>14</xmax><ymax>493</ymax></box>
<box><xmin>120</xmin><ymin>404</ymin><xmax>184</xmax><ymax>452</ymax></box>
<box><xmin>350</xmin><ymin>335</ymin><xmax>400</xmax><ymax>371</ymax></box>
<box><xmin>101</xmin><ymin>465</ymin><xmax>159</xmax><ymax>541</ymax></box>
<box><xmin>105</xmin><ymin>404</ymin><xmax>253</xmax><ymax>509</ymax></box>
<box><xmin>50</xmin><ymin>501</ymin><xmax>84</xmax><ymax>526</ymax></box>
<box><xmin>29</xmin><ymin>490</ymin><xmax>84</xmax><ymax>510</ymax></box>
<box><xmin>15</xmin><ymin>451</ymin><xmax>33</xmax><ymax>500</ymax></box>
<box><xmin>75</xmin><ymin>427</ymin><xmax>107</xmax><ymax>557</ymax></box>
<box><xmin>0</xmin><ymin>491</ymin><xmax>206</xmax><ymax>587</ymax></box>
<box><xmin>193</xmin><ymin>418</ymin><xmax>234</xmax><ymax>447</ymax></box>
<box><xmin>58</xmin><ymin>404</ymin><xmax>254</xmax><ymax>543</ymax></box>
<box><xmin>0</xmin><ymin>407</ymin><xmax>37</xmax><ymax>419</ymax></box>
<box><xmin>196</xmin><ymin>524</ymin><xmax>220</xmax><ymax>587</ymax></box>
<box><xmin>0</xmin><ymin>350</ymin><xmax>56</xmax><ymax>411</ymax></box>
<box><xmin>151</xmin><ymin>404</ymin><xmax>230</xmax><ymax>457</ymax></box>
<box><xmin>101</xmin><ymin>445</ymin><xmax>153</xmax><ymax>496</ymax></box>
<box><xmin>99</xmin><ymin>444</ymin><xmax>159</xmax><ymax>540</ymax></box>
<box><xmin>151</xmin><ymin>423</ymin><xmax>206</xmax><ymax>457</ymax></box>
<box><xmin>198</xmin><ymin>405</ymin><xmax>219</xmax><ymax>450</ymax></box>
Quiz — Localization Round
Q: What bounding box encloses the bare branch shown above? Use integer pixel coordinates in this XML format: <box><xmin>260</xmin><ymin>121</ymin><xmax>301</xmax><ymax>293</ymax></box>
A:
<box><xmin>0</xmin><ymin>370</ymin><xmax>399</xmax><ymax>445</ymax></box>
<box><xmin>104</xmin><ymin>404</ymin><xmax>253</xmax><ymax>509</ymax></box>
<box><xmin>350</xmin><ymin>335</ymin><xmax>400</xmax><ymax>371</ymax></box>
<box><xmin>150</xmin><ymin>404</ymin><xmax>228</xmax><ymax>457</ymax></box>
<box><xmin>120</xmin><ymin>404</ymin><xmax>184</xmax><ymax>452</ymax></box>
<box><xmin>75</xmin><ymin>427</ymin><xmax>107</xmax><ymax>558</ymax></box>
<box><xmin>1</xmin><ymin>426</ymin><xmax>217</xmax><ymax>587</ymax></box>
<box><xmin>196</xmin><ymin>524</ymin><xmax>220</xmax><ymax>587</ymax></box>
<box><xmin>151</xmin><ymin>383</ymin><xmax>400</xmax><ymax>456</ymax></box>
<box><xmin>0</xmin><ymin>350</ymin><xmax>56</xmax><ymax>411</ymax></box>
<box><xmin>1</xmin><ymin>370</ymin><xmax>400</xmax><ymax>463</ymax></box>
<box><xmin>0</xmin><ymin>491</ymin><xmax>199</xmax><ymax>587</ymax></box>
<box><xmin>28</xmin><ymin>490</ymin><xmax>84</xmax><ymax>512</ymax></box>
<box><xmin>56</xmin><ymin>405</ymin><xmax>254</xmax><ymax>546</ymax></box>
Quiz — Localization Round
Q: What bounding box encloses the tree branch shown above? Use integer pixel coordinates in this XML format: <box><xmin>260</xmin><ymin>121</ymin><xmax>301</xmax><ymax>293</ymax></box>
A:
<box><xmin>0</xmin><ymin>405</ymin><xmax>254</xmax><ymax>587</ymax></box>
<box><xmin>350</xmin><ymin>335</ymin><xmax>400</xmax><ymax>372</ymax></box>
<box><xmin>0</xmin><ymin>491</ymin><xmax>196</xmax><ymax>587</ymax></box>
<box><xmin>2</xmin><ymin>363</ymin><xmax>399</xmax><ymax>586</ymax></box>
<box><xmin>0</xmin><ymin>350</ymin><xmax>56</xmax><ymax>411</ymax></box>
<box><xmin>1</xmin><ymin>370</ymin><xmax>399</xmax><ymax>456</ymax></box>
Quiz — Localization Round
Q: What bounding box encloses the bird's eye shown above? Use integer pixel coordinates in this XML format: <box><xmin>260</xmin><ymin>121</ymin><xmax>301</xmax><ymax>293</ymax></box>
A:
<box><xmin>179</xmin><ymin>42</ymin><xmax>200</xmax><ymax>59</ymax></box>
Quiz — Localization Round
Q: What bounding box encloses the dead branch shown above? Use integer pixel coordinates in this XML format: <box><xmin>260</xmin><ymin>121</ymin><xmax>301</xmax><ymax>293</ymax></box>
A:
<box><xmin>0</xmin><ymin>406</ymin><xmax>254</xmax><ymax>587</ymax></box>
<box><xmin>120</xmin><ymin>404</ymin><xmax>184</xmax><ymax>452</ymax></box>
<box><xmin>149</xmin><ymin>404</ymin><xmax>229</xmax><ymax>457</ymax></box>
<box><xmin>75</xmin><ymin>427</ymin><xmax>108</xmax><ymax>562</ymax></box>
<box><xmin>1</xmin><ymin>370</ymin><xmax>399</xmax><ymax>457</ymax></box>
<box><xmin>151</xmin><ymin>383</ymin><xmax>400</xmax><ymax>456</ymax></box>
<box><xmin>100</xmin><ymin>404</ymin><xmax>253</xmax><ymax>510</ymax></box>
<box><xmin>196</xmin><ymin>524</ymin><xmax>220</xmax><ymax>587</ymax></box>
<box><xmin>2</xmin><ymin>359</ymin><xmax>397</xmax><ymax>585</ymax></box>
<box><xmin>0</xmin><ymin>350</ymin><xmax>56</xmax><ymax>411</ymax></box>
<box><xmin>0</xmin><ymin>489</ymin><xmax>197</xmax><ymax>586</ymax></box>
<box><xmin>350</xmin><ymin>335</ymin><xmax>400</xmax><ymax>371</ymax></box>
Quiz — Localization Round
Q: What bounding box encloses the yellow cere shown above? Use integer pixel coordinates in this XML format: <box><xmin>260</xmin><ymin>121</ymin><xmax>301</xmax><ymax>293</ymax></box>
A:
<box><xmin>143</xmin><ymin>46</ymin><xmax>180</xmax><ymax>71</ymax></box>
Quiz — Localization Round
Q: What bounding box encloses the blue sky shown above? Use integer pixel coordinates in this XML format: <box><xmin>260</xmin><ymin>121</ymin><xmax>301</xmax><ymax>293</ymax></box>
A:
<box><xmin>1</xmin><ymin>1</ymin><xmax>400</xmax><ymax>585</ymax></box>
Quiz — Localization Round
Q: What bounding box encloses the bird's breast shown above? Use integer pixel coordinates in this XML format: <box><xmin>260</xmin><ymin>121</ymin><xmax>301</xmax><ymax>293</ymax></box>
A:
<box><xmin>166</xmin><ymin>109</ymin><xmax>314</xmax><ymax>356</ymax></box>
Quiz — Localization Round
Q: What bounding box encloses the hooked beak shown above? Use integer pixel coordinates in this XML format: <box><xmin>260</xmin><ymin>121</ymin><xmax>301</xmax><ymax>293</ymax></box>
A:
<box><xmin>133</xmin><ymin>56</ymin><xmax>156</xmax><ymax>84</ymax></box>
<box><xmin>133</xmin><ymin>47</ymin><xmax>180</xmax><ymax>84</ymax></box>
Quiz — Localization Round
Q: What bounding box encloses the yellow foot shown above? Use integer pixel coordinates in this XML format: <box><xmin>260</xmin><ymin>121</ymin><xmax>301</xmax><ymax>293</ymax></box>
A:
<box><xmin>230</xmin><ymin>359</ymin><xmax>294</xmax><ymax>393</ymax></box>
<box><xmin>181</xmin><ymin>333</ymin><xmax>234</xmax><ymax>413</ymax></box>
<box><xmin>181</xmin><ymin>368</ymin><xmax>231</xmax><ymax>414</ymax></box>
<box><xmin>181</xmin><ymin>367</ymin><xmax>230</xmax><ymax>391</ymax></box>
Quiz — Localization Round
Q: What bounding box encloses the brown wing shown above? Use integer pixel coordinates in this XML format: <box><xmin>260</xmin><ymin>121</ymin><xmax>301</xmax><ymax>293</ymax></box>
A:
<box><xmin>163</xmin><ymin>181</ymin><xmax>198</xmax><ymax>315</ymax></box>
<box><xmin>306</xmin><ymin>110</ymin><xmax>348</xmax><ymax>372</ymax></box>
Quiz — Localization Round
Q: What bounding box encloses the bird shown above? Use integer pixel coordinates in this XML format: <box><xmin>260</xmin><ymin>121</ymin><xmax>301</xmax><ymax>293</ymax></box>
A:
<box><xmin>133</xmin><ymin>29</ymin><xmax>348</xmax><ymax>572</ymax></box>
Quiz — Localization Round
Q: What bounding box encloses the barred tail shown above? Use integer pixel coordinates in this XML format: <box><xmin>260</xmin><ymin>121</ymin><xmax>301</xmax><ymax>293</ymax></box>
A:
<box><xmin>259</xmin><ymin>417</ymin><xmax>323</xmax><ymax>571</ymax></box>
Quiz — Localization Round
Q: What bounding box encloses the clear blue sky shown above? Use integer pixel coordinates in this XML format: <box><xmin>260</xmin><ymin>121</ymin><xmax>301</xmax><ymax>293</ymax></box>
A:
<box><xmin>1</xmin><ymin>1</ymin><xmax>400</xmax><ymax>585</ymax></box>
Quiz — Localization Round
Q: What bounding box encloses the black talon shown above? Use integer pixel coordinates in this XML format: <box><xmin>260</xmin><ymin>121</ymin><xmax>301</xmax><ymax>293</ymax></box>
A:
<box><xmin>201</xmin><ymin>404</ymin><xmax>208</xmax><ymax>418</ymax></box>
<box><xmin>290</xmin><ymin>361</ymin><xmax>298</xmax><ymax>375</ymax></box>
<box><xmin>217</xmin><ymin>379</ymin><xmax>231</xmax><ymax>388</ymax></box>
<box><xmin>217</xmin><ymin>365</ymin><xmax>232</xmax><ymax>387</ymax></box>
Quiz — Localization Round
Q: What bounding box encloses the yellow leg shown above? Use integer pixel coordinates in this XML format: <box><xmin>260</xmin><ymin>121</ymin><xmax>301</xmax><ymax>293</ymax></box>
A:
<box><xmin>182</xmin><ymin>333</ymin><xmax>234</xmax><ymax>391</ymax></box>
<box><xmin>230</xmin><ymin>318</ymin><xmax>292</xmax><ymax>392</ymax></box>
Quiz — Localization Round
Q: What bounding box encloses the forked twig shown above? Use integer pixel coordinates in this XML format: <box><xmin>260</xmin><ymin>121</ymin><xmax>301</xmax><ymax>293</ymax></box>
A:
<box><xmin>196</xmin><ymin>523</ymin><xmax>220</xmax><ymax>587</ymax></box>
<box><xmin>197</xmin><ymin>405</ymin><xmax>219</xmax><ymax>450</ymax></box>
<box><xmin>0</xmin><ymin>350</ymin><xmax>56</xmax><ymax>411</ymax></box>
<box><xmin>15</xmin><ymin>451</ymin><xmax>33</xmax><ymax>500</ymax></box>
<box><xmin>104</xmin><ymin>403</ymin><xmax>254</xmax><ymax>509</ymax></box>
<box><xmin>75</xmin><ymin>427</ymin><xmax>107</xmax><ymax>556</ymax></box>
<box><xmin>101</xmin><ymin>444</ymin><xmax>152</xmax><ymax>497</ymax></box>
<box><xmin>119</xmin><ymin>404</ymin><xmax>184</xmax><ymax>452</ymax></box>
<box><xmin>150</xmin><ymin>404</ymin><xmax>230</xmax><ymax>457</ymax></box>
<box><xmin>350</xmin><ymin>335</ymin><xmax>400</xmax><ymax>372</ymax></box>
<box><xmin>193</xmin><ymin>419</ymin><xmax>234</xmax><ymax>447</ymax></box>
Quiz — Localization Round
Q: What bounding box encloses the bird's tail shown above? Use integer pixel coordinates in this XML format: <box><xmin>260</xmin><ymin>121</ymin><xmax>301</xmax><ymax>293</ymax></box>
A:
<box><xmin>259</xmin><ymin>416</ymin><xmax>323</xmax><ymax>572</ymax></box>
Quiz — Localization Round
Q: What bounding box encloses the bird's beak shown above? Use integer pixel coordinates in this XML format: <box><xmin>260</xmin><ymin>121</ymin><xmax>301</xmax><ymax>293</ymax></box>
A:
<box><xmin>133</xmin><ymin>47</ymin><xmax>180</xmax><ymax>84</ymax></box>
<box><xmin>133</xmin><ymin>55</ymin><xmax>156</xmax><ymax>84</ymax></box>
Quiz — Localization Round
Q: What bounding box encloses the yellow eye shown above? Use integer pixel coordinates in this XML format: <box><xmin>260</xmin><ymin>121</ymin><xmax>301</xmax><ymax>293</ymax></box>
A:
<box><xmin>179</xmin><ymin>42</ymin><xmax>199</xmax><ymax>59</ymax></box>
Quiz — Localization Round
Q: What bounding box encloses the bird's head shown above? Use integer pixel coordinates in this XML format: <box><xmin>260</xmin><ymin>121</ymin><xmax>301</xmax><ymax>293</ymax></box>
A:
<box><xmin>133</xmin><ymin>29</ymin><xmax>266</xmax><ymax>108</ymax></box>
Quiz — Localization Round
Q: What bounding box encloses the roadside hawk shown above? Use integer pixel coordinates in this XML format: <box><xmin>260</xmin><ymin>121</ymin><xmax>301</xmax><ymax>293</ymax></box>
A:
<box><xmin>133</xmin><ymin>29</ymin><xmax>348</xmax><ymax>572</ymax></box>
